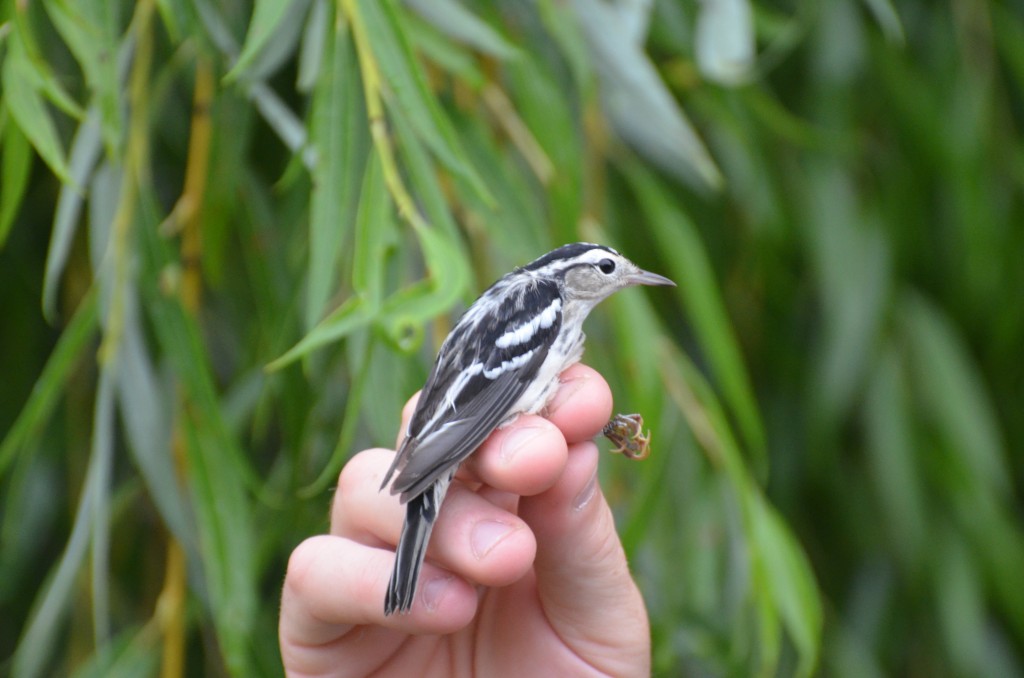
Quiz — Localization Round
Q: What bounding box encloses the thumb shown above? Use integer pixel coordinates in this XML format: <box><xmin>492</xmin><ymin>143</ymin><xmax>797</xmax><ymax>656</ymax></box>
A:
<box><xmin>517</xmin><ymin>441</ymin><xmax>650</xmax><ymax>671</ymax></box>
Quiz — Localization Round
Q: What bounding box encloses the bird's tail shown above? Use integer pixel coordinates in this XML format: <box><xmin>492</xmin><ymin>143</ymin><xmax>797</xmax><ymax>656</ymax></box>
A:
<box><xmin>384</xmin><ymin>478</ymin><xmax>449</xmax><ymax>615</ymax></box>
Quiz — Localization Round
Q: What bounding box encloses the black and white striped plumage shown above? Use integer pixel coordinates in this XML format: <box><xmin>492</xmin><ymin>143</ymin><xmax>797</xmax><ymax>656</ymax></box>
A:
<box><xmin>380</xmin><ymin>242</ymin><xmax>674</xmax><ymax>614</ymax></box>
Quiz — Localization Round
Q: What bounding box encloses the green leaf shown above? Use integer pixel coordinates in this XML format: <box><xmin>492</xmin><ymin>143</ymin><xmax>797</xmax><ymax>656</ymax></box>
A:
<box><xmin>536</xmin><ymin>0</ymin><xmax>593</xmax><ymax>93</ymax></box>
<box><xmin>801</xmin><ymin>169</ymin><xmax>891</xmax><ymax>431</ymax></box>
<box><xmin>248</xmin><ymin>81</ymin><xmax>315</xmax><ymax>168</ymax></box>
<box><xmin>863</xmin><ymin>341</ymin><xmax>927</xmax><ymax>568</ymax></box>
<box><xmin>351</xmin><ymin>154</ymin><xmax>393</xmax><ymax>302</ymax></box>
<box><xmin>406</xmin><ymin>0</ymin><xmax>520</xmax><ymax>60</ymax></box>
<box><xmin>748</xmin><ymin>494</ymin><xmax>823</xmax><ymax>678</ymax></box>
<box><xmin>89</xmin><ymin>368</ymin><xmax>116</xmax><ymax>646</ymax></box>
<box><xmin>1</xmin><ymin>33</ymin><xmax>73</xmax><ymax>183</ymax></box>
<box><xmin>136</xmin><ymin>200</ymin><xmax>257</xmax><ymax>674</ymax></box>
<box><xmin>858</xmin><ymin>0</ymin><xmax>905</xmax><ymax>43</ymax></box>
<box><xmin>268</xmin><ymin>296</ymin><xmax>375</xmax><ymax>370</ymax></box>
<box><xmin>934</xmin><ymin>534</ymin><xmax>987</xmax><ymax>676</ymax></box>
<box><xmin>297</xmin><ymin>0</ymin><xmax>329</xmax><ymax>91</ymax></box>
<box><xmin>0</xmin><ymin>289</ymin><xmax>99</xmax><ymax>478</ymax></box>
<box><xmin>43</xmin><ymin>108</ymin><xmax>104</xmax><ymax>321</ymax></box>
<box><xmin>116</xmin><ymin>287</ymin><xmax>197</xmax><ymax>558</ymax></box>
<box><xmin>43</xmin><ymin>0</ymin><xmax>123</xmax><ymax>154</ymax></box>
<box><xmin>12</xmin><ymin>367</ymin><xmax>116</xmax><ymax>678</ymax></box>
<box><xmin>695</xmin><ymin>0</ymin><xmax>755</xmax><ymax>85</ymax></box>
<box><xmin>378</xmin><ymin>226</ymin><xmax>470</xmax><ymax>350</ymax></box>
<box><xmin>180</xmin><ymin>413</ymin><xmax>256</xmax><ymax>675</ymax></box>
<box><xmin>227</xmin><ymin>0</ymin><xmax>304</xmax><ymax>81</ymax></box>
<box><xmin>626</xmin><ymin>163</ymin><xmax>768</xmax><ymax>473</ymax></box>
<box><xmin>0</xmin><ymin>111</ymin><xmax>32</xmax><ymax>246</ymax></box>
<box><xmin>306</xmin><ymin>17</ymin><xmax>369</xmax><ymax>329</ymax></box>
<box><xmin>902</xmin><ymin>292</ymin><xmax>1008</xmax><ymax>496</ymax></box>
<box><xmin>406</xmin><ymin>16</ymin><xmax>486</xmax><ymax>86</ymax></box>
<box><xmin>141</xmin><ymin>307</ymin><xmax>257</xmax><ymax>672</ymax></box>
<box><xmin>575</xmin><ymin>0</ymin><xmax>722</xmax><ymax>189</ymax></box>
<box><xmin>299</xmin><ymin>334</ymin><xmax>375</xmax><ymax>497</ymax></box>
<box><xmin>357</xmin><ymin>0</ymin><xmax>492</xmax><ymax>202</ymax></box>
<box><xmin>69</xmin><ymin>623</ymin><xmax>160</xmax><ymax>678</ymax></box>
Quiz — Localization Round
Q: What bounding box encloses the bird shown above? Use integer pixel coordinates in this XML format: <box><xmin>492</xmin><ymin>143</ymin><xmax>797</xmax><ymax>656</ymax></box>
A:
<box><xmin>379</xmin><ymin>242</ymin><xmax>675</xmax><ymax>614</ymax></box>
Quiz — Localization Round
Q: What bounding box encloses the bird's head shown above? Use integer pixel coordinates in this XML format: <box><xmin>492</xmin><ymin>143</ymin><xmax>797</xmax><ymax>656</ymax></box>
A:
<box><xmin>525</xmin><ymin>243</ymin><xmax>675</xmax><ymax>303</ymax></box>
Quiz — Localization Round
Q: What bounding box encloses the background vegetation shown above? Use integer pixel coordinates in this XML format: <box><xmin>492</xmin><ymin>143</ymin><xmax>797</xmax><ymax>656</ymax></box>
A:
<box><xmin>1</xmin><ymin>0</ymin><xmax>1022</xmax><ymax>675</ymax></box>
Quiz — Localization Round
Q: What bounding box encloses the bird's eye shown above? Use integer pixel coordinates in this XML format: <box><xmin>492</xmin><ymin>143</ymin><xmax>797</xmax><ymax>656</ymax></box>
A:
<box><xmin>598</xmin><ymin>259</ymin><xmax>616</xmax><ymax>275</ymax></box>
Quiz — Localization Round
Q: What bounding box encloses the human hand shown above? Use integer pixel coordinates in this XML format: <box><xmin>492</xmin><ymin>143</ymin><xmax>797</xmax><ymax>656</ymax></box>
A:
<box><xmin>279</xmin><ymin>363</ymin><xmax>650</xmax><ymax>677</ymax></box>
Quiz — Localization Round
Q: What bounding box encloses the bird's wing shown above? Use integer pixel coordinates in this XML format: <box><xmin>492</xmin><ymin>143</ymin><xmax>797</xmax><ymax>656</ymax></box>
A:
<box><xmin>383</xmin><ymin>278</ymin><xmax>563</xmax><ymax>500</ymax></box>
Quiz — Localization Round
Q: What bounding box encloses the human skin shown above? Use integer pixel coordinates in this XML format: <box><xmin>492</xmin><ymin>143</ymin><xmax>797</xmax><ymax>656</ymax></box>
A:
<box><xmin>279</xmin><ymin>363</ymin><xmax>650</xmax><ymax>677</ymax></box>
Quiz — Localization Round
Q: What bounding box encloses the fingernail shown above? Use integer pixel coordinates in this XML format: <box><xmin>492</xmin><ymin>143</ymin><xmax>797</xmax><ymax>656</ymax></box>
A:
<box><xmin>422</xmin><ymin>574</ymin><xmax>453</xmax><ymax>611</ymax></box>
<box><xmin>500</xmin><ymin>425</ymin><xmax>546</xmax><ymax>462</ymax></box>
<box><xmin>546</xmin><ymin>374</ymin><xmax>589</xmax><ymax>415</ymax></box>
<box><xmin>572</xmin><ymin>470</ymin><xmax>598</xmax><ymax>512</ymax></box>
<box><xmin>471</xmin><ymin>520</ymin><xmax>516</xmax><ymax>559</ymax></box>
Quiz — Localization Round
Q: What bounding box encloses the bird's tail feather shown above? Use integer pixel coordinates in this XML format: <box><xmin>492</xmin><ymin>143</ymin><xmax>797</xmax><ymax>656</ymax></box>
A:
<box><xmin>384</xmin><ymin>478</ymin><xmax>448</xmax><ymax>615</ymax></box>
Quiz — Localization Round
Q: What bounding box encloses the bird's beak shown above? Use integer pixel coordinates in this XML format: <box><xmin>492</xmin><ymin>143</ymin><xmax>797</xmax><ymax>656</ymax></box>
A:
<box><xmin>628</xmin><ymin>269</ymin><xmax>676</xmax><ymax>287</ymax></box>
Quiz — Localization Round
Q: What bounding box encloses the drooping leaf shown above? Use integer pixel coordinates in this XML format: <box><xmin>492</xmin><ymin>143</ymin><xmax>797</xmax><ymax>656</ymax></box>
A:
<box><xmin>227</xmin><ymin>0</ymin><xmax>310</xmax><ymax>83</ymax></box>
<box><xmin>748</xmin><ymin>495</ymin><xmax>823</xmax><ymax>678</ymax></box>
<box><xmin>626</xmin><ymin>163</ymin><xmax>767</xmax><ymax>473</ymax></box>
<box><xmin>695</xmin><ymin>0</ymin><xmax>755</xmax><ymax>85</ymax></box>
<box><xmin>0</xmin><ymin>290</ymin><xmax>99</xmax><ymax>478</ymax></box>
<box><xmin>2</xmin><ymin>33</ymin><xmax>74</xmax><ymax>183</ymax></box>
<box><xmin>0</xmin><ymin>112</ymin><xmax>33</xmax><ymax>246</ymax></box>
<box><xmin>356</xmin><ymin>0</ymin><xmax>492</xmax><ymax>202</ymax></box>
<box><xmin>862</xmin><ymin>341</ymin><xmax>927</xmax><ymax>569</ymax></box>
<box><xmin>902</xmin><ymin>293</ymin><xmax>1008</xmax><ymax>496</ymax></box>
<box><xmin>43</xmin><ymin>0</ymin><xmax>123</xmax><ymax>154</ymax></box>
<box><xmin>43</xmin><ymin>108</ymin><xmax>104</xmax><ymax>321</ymax></box>
<box><xmin>406</xmin><ymin>0</ymin><xmax>520</xmax><ymax>60</ymax></box>
<box><xmin>11</xmin><ymin>368</ymin><xmax>116</xmax><ymax>678</ymax></box>
<box><xmin>306</xmin><ymin>16</ymin><xmax>369</xmax><ymax>329</ymax></box>
<box><xmin>69</xmin><ymin>623</ymin><xmax>160</xmax><ymax>678</ymax></box>
<box><xmin>573</xmin><ymin>0</ymin><xmax>722</xmax><ymax>189</ymax></box>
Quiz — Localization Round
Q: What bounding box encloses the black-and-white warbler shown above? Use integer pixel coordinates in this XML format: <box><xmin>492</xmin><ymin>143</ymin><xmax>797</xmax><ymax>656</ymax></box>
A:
<box><xmin>380</xmin><ymin>242</ymin><xmax>674</xmax><ymax>615</ymax></box>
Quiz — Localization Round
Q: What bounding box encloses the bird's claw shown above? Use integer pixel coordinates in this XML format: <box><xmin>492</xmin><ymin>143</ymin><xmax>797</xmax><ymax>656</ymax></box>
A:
<box><xmin>602</xmin><ymin>413</ymin><xmax>651</xmax><ymax>460</ymax></box>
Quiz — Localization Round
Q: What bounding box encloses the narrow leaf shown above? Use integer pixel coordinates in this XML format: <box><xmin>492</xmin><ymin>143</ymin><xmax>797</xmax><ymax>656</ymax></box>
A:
<box><xmin>267</xmin><ymin>296</ymin><xmax>374</xmax><ymax>370</ymax></box>
<box><xmin>357</xmin><ymin>0</ymin><xmax>492</xmax><ymax>201</ymax></box>
<box><xmin>351</xmin><ymin>154</ymin><xmax>392</xmax><ymax>303</ymax></box>
<box><xmin>227</xmin><ymin>0</ymin><xmax>303</xmax><ymax>81</ymax></box>
<box><xmin>0</xmin><ymin>113</ymin><xmax>32</xmax><ymax>246</ymax></box>
<box><xmin>43</xmin><ymin>0</ymin><xmax>122</xmax><ymax>153</ymax></box>
<box><xmin>379</xmin><ymin>226</ymin><xmax>470</xmax><ymax>350</ymax></box>
<box><xmin>2</xmin><ymin>35</ymin><xmax>73</xmax><ymax>183</ymax></box>
<box><xmin>748</xmin><ymin>495</ymin><xmax>823</xmax><ymax>678</ymax></box>
<box><xmin>297</xmin><ymin>0</ymin><xmax>329</xmax><ymax>91</ymax></box>
<box><xmin>135</xmin><ymin>197</ymin><xmax>257</xmax><ymax>673</ymax></box>
<box><xmin>0</xmin><ymin>290</ymin><xmax>99</xmax><ymax>478</ymax></box>
<box><xmin>306</xmin><ymin>18</ymin><xmax>368</xmax><ymax>329</ymax></box>
<box><xmin>902</xmin><ymin>293</ymin><xmax>1008</xmax><ymax>495</ymax></box>
<box><xmin>116</xmin><ymin>287</ymin><xmax>197</xmax><ymax>556</ymax></box>
<box><xmin>695</xmin><ymin>0</ymin><xmax>755</xmax><ymax>85</ymax></box>
<box><xmin>627</xmin><ymin>164</ymin><xmax>767</xmax><ymax>471</ymax></box>
<box><xmin>69</xmin><ymin>623</ymin><xmax>160</xmax><ymax>678</ymax></box>
<box><xmin>12</xmin><ymin>367</ymin><xmax>116</xmax><ymax>678</ymax></box>
<box><xmin>863</xmin><ymin>342</ymin><xmax>927</xmax><ymax>567</ymax></box>
<box><xmin>43</xmin><ymin>108</ymin><xmax>104</xmax><ymax>321</ymax></box>
<box><xmin>406</xmin><ymin>0</ymin><xmax>520</xmax><ymax>60</ymax></box>
<box><xmin>858</xmin><ymin>0</ymin><xmax>905</xmax><ymax>43</ymax></box>
<box><xmin>573</xmin><ymin>0</ymin><xmax>722</xmax><ymax>189</ymax></box>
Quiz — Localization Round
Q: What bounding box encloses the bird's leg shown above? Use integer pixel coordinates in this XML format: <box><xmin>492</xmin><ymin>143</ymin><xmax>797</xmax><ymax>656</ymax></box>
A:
<box><xmin>602</xmin><ymin>413</ymin><xmax>651</xmax><ymax>460</ymax></box>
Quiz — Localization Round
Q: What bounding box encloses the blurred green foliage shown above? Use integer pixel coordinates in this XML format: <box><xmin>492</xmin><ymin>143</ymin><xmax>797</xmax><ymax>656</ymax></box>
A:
<box><xmin>1</xmin><ymin>0</ymin><xmax>1022</xmax><ymax>676</ymax></box>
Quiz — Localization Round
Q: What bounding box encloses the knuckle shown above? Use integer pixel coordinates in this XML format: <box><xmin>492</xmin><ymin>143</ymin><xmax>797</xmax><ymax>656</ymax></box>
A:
<box><xmin>284</xmin><ymin>536</ymin><xmax>327</xmax><ymax>598</ymax></box>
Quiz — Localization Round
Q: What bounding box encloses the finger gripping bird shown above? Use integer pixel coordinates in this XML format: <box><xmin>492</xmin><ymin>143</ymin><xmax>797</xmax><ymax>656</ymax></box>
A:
<box><xmin>379</xmin><ymin>242</ymin><xmax>675</xmax><ymax>614</ymax></box>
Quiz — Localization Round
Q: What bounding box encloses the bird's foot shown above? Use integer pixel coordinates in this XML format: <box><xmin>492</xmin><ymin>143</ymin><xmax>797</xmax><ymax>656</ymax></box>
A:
<box><xmin>602</xmin><ymin>413</ymin><xmax>651</xmax><ymax>460</ymax></box>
